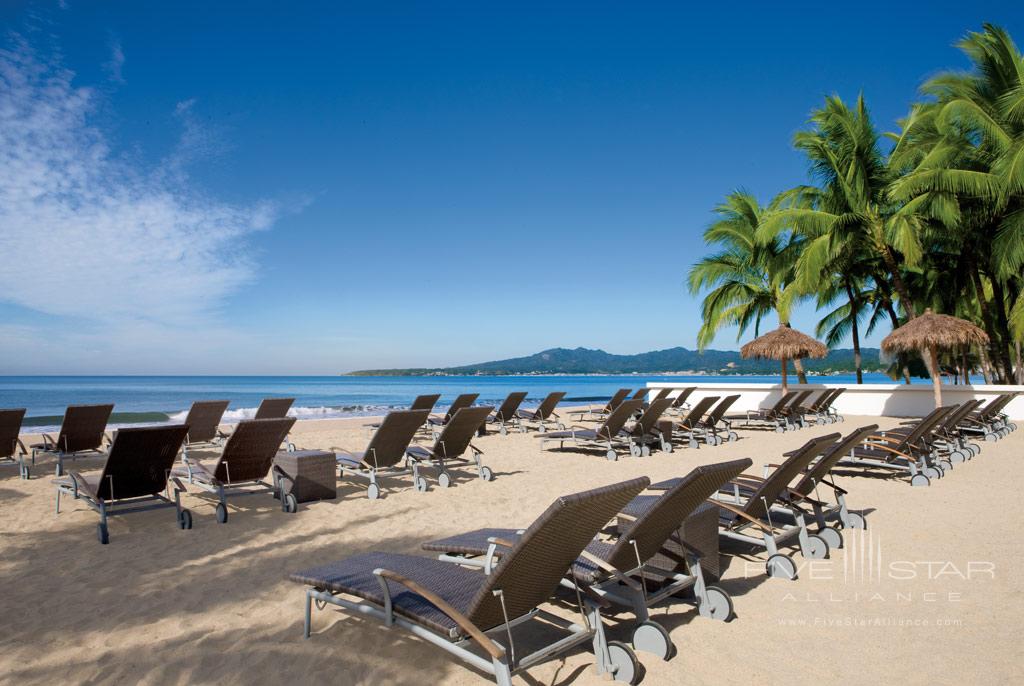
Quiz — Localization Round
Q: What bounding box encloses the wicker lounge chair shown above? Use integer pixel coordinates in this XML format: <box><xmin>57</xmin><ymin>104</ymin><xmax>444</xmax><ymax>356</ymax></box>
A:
<box><xmin>407</xmin><ymin>406</ymin><xmax>494</xmax><ymax>487</ymax></box>
<box><xmin>364</xmin><ymin>394</ymin><xmax>440</xmax><ymax>433</ymax></box>
<box><xmin>539</xmin><ymin>400</ymin><xmax>643</xmax><ymax>461</ymax></box>
<box><xmin>725</xmin><ymin>391</ymin><xmax>797</xmax><ymax>433</ymax></box>
<box><xmin>425</xmin><ymin>459</ymin><xmax>752</xmax><ymax>660</ymax></box>
<box><xmin>794</xmin><ymin>389</ymin><xmax>843</xmax><ymax>425</ymax></box>
<box><xmin>0</xmin><ymin>408</ymin><xmax>28</xmax><ymax>478</ymax></box>
<box><xmin>621</xmin><ymin>397</ymin><xmax>675</xmax><ymax>455</ymax></box>
<box><xmin>53</xmin><ymin>424</ymin><xmax>192</xmax><ymax>544</ymax></box>
<box><xmin>670</xmin><ymin>396</ymin><xmax>721</xmax><ymax>448</ymax></box>
<box><xmin>337</xmin><ymin>409</ymin><xmax>431</xmax><ymax>499</ymax></box>
<box><xmin>426</xmin><ymin>393</ymin><xmax>479</xmax><ymax>431</ymax></box>
<box><xmin>838</xmin><ymin>406</ymin><xmax>954</xmax><ymax>487</ymax></box>
<box><xmin>172</xmin><ymin>417</ymin><xmax>298</xmax><ymax>521</ymax></box>
<box><xmin>960</xmin><ymin>392</ymin><xmax>1019</xmax><ymax>440</ymax></box>
<box><xmin>482</xmin><ymin>392</ymin><xmax>528</xmax><ymax>435</ymax></box>
<box><xmin>665</xmin><ymin>386</ymin><xmax>697</xmax><ymax>416</ymax></box>
<box><xmin>30</xmin><ymin>404</ymin><xmax>114</xmax><ymax>478</ymax></box>
<box><xmin>569</xmin><ymin>388</ymin><xmax>631</xmax><ymax>421</ymax></box>
<box><xmin>255</xmin><ymin>397</ymin><xmax>295</xmax><ymax>419</ymax></box>
<box><xmin>181</xmin><ymin>400</ymin><xmax>231</xmax><ymax>455</ymax></box>
<box><xmin>291</xmin><ymin>477</ymin><xmax>651</xmax><ymax>685</ymax></box>
<box><xmin>514</xmin><ymin>391</ymin><xmax>565</xmax><ymax>432</ymax></box>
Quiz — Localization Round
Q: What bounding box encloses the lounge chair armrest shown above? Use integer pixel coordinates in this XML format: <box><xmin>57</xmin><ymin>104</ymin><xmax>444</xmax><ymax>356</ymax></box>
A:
<box><xmin>469</xmin><ymin>443</ymin><xmax>483</xmax><ymax>456</ymax></box>
<box><xmin>616</xmin><ymin>512</ymin><xmax>638</xmax><ymax>522</ymax></box>
<box><xmin>712</xmin><ymin>498</ymin><xmax>772</xmax><ymax>533</ymax></box>
<box><xmin>868</xmin><ymin>434</ymin><xmax>903</xmax><ymax>444</ymax></box>
<box><xmin>104</xmin><ymin>432</ymin><xmax>114</xmax><ymax>448</ymax></box>
<box><xmin>41</xmin><ymin>433</ymin><xmax>55</xmax><ymax>449</ymax></box>
<box><xmin>67</xmin><ymin>470</ymin><xmax>97</xmax><ymax>499</ymax></box>
<box><xmin>16</xmin><ymin>438</ymin><xmax>26</xmax><ymax>455</ymax></box>
<box><xmin>578</xmin><ymin>549</ymin><xmax>643</xmax><ymax>592</ymax></box>
<box><xmin>373</xmin><ymin>568</ymin><xmax>506</xmax><ymax>660</ymax></box>
<box><xmin>486</xmin><ymin>536</ymin><xmax>517</xmax><ymax>549</ymax></box>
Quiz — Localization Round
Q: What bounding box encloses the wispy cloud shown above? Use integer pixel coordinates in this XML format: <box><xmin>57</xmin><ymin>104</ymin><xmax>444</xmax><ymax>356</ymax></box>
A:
<box><xmin>104</xmin><ymin>37</ymin><xmax>125</xmax><ymax>83</ymax></box>
<box><xmin>0</xmin><ymin>36</ymin><xmax>278</xmax><ymax>336</ymax></box>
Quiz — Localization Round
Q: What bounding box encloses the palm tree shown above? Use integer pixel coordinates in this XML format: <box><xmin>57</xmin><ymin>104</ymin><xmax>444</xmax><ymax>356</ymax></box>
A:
<box><xmin>688</xmin><ymin>190</ymin><xmax>810</xmax><ymax>382</ymax></box>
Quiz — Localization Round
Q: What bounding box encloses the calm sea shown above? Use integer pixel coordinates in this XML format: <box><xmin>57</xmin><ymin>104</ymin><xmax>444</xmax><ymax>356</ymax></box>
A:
<box><xmin>0</xmin><ymin>373</ymin><xmax>912</xmax><ymax>432</ymax></box>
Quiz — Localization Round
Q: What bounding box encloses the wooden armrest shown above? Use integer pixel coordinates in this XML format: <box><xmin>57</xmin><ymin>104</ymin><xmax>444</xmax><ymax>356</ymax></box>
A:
<box><xmin>487</xmin><ymin>537</ymin><xmax>517</xmax><ymax>549</ymax></box>
<box><xmin>374</xmin><ymin>568</ymin><xmax>505</xmax><ymax>660</ymax></box>
<box><xmin>16</xmin><ymin>438</ymin><xmax>26</xmax><ymax>455</ymax></box>
<box><xmin>578</xmin><ymin>549</ymin><xmax>643</xmax><ymax>591</ymax></box>
<box><xmin>41</xmin><ymin>433</ymin><xmax>55</xmax><ymax>449</ymax></box>
<box><xmin>711</xmin><ymin>498</ymin><xmax>772</xmax><ymax>533</ymax></box>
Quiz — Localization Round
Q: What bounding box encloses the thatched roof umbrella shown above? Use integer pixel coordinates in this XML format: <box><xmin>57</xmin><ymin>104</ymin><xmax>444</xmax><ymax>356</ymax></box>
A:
<box><xmin>741</xmin><ymin>325</ymin><xmax>828</xmax><ymax>393</ymax></box>
<box><xmin>881</xmin><ymin>308</ymin><xmax>989</xmax><ymax>409</ymax></box>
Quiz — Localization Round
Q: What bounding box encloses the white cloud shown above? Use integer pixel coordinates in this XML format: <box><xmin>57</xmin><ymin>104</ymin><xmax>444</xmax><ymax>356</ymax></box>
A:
<box><xmin>104</xmin><ymin>38</ymin><xmax>125</xmax><ymax>83</ymax></box>
<box><xmin>0</xmin><ymin>37</ymin><xmax>278</xmax><ymax>331</ymax></box>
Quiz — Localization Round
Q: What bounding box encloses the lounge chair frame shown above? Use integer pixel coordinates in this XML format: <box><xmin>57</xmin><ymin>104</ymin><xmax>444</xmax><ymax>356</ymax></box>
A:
<box><xmin>0</xmin><ymin>408</ymin><xmax>28</xmax><ymax>478</ymax></box>
<box><xmin>30</xmin><ymin>404</ymin><xmax>114</xmax><ymax>478</ymax></box>
<box><xmin>514</xmin><ymin>392</ymin><xmax>565</xmax><ymax>432</ymax></box>
<box><xmin>539</xmin><ymin>400</ymin><xmax>643</xmax><ymax>461</ymax></box>
<box><xmin>338</xmin><ymin>409</ymin><xmax>432</xmax><ymax>499</ymax></box>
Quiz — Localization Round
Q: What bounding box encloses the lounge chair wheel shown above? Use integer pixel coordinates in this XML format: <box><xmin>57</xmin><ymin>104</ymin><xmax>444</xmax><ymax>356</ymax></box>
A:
<box><xmin>640</xmin><ymin>445</ymin><xmax>651</xmax><ymax>457</ymax></box>
<box><xmin>177</xmin><ymin>509</ymin><xmax>193</xmax><ymax>530</ymax></box>
<box><xmin>663</xmin><ymin>443</ymin><xmax>673</xmax><ymax>454</ymax></box>
<box><xmin>537</xmin><ymin>425</ymin><xmax>547</xmax><ymax>433</ymax></box>
<box><xmin>924</xmin><ymin>466</ymin><xmax>942</xmax><ymax>480</ymax></box>
<box><xmin>438</xmin><ymin>471</ymin><xmax>452</xmax><ymax>488</ymax></box>
<box><xmin>766</xmin><ymin>553</ymin><xmax>797</xmax><ymax>580</ymax></box>
<box><xmin>846</xmin><ymin>512</ymin><xmax>867</xmax><ymax>529</ymax></box>
<box><xmin>216</xmin><ymin>503</ymin><xmax>229</xmax><ymax>523</ymax></box>
<box><xmin>949</xmin><ymin>450</ymin><xmax>966</xmax><ymax>464</ymax></box>
<box><xmin>817</xmin><ymin>526</ymin><xmax>843</xmax><ymax>550</ymax></box>
<box><xmin>968</xmin><ymin>443</ymin><xmax>981</xmax><ymax>455</ymax></box>
<box><xmin>605</xmin><ymin>450</ymin><xmax>617</xmax><ymax>462</ymax></box>
<box><xmin>698</xmin><ymin>586</ymin><xmax>734</xmax><ymax>621</ymax></box>
<box><xmin>97</xmin><ymin>522</ymin><xmax>109</xmax><ymax>545</ymax></box>
<box><xmin>802</xmin><ymin>534</ymin><xmax>829</xmax><ymax>559</ymax></box>
<box><xmin>775</xmin><ymin>426</ymin><xmax>785</xmax><ymax>434</ymax></box>
<box><xmin>910</xmin><ymin>474</ymin><xmax>931</xmax><ymax>487</ymax></box>
<box><xmin>479</xmin><ymin>466</ymin><xmax>494</xmax><ymax>482</ymax></box>
<box><xmin>415</xmin><ymin>476</ymin><xmax>429</xmax><ymax>492</ymax></box>
<box><xmin>688</xmin><ymin>439</ymin><xmax>698</xmax><ymax>450</ymax></box>
<box><xmin>283</xmin><ymin>493</ymin><xmax>299</xmax><ymax>514</ymax></box>
<box><xmin>985</xmin><ymin>432</ymin><xmax>998</xmax><ymax>442</ymax></box>
<box><xmin>499</xmin><ymin>425</ymin><xmax>507</xmax><ymax>436</ymax></box>
<box><xmin>727</xmin><ymin>432</ymin><xmax>738</xmax><ymax>442</ymax></box>
<box><xmin>629</xmin><ymin>444</ymin><xmax>641</xmax><ymax>458</ymax></box>
<box><xmin>366</xmin><ymin>483</ymin><xmax>381</xmax><ymax>500</ymax></box>
<box><xmin>606</xmin><ymin>640</ymin><xmax>641</xmax><ymax>684</ymax></box>
<box><xmin>631</xmin><ymin>620</ymin><xmax>673</xmax><ymax>660</ymax></box>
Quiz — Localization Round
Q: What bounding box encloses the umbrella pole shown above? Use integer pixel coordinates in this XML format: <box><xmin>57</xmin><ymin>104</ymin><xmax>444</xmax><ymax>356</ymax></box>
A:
<box><xmin>929</xmin><ymin>346</ymin><xmax>942</xmax><ymax>408</ymax></box>
<box><xmin>781</xmin><ymin>358</ymin><xmax>788</xmax><ymax>393</ymax></box>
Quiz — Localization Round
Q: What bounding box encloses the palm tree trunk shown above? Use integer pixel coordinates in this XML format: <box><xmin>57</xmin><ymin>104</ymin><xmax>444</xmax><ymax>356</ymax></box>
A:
<box><xmin>844</xmin><ymin>282</ymin><xmax>863</xmax><ymax>384</ymax></box>
<box><xmin>880</xmin><ymin>245</ymin><xmax>916</xmax><ymax>319</ymax></box>
<box><xmin>1016</xmin><ymin>340</ymin><xmax>1023</xmax><ymax>385</ymax></box>
<box><xmin>929</xmin><ymin>346</ymin><xmax>942</xmax><ymax>408</ymax></box>
<box><xmin>882</xmin><ymin>299</ymin><xmax>912</xmax><ymax>384</ymax></box>
<box><xmin>990</xmin><ymin>278</ymin><xmax>1016</xmax><ymax>384</ymax></box>
<box><xmin>967</xmin><ymin>257</ymin><xmax>1007</xmax><ymax>383</ymax></box>
<box><xmin>779</xmin><ymin>317</ymin><xmax>809</xmax><ymax>384</ymax></box>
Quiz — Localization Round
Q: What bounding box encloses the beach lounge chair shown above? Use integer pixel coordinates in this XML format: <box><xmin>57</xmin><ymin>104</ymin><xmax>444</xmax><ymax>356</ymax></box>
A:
<box><xmin>665</xmin><ymin>387</ymin><xmax>697</xmax><ymax>416</ymax></box>
<box><xmin>725</xmin><ymin>391</ymin><xmax>797</xmax><ymax>433</ymax></box>
<box><xmin>960</xmin><ymin>393</ymin><xmax>1019</xmax><ymax>440</ymax></box>
<box><xmin>363</xmin><ymin>394</ymin><xmax>440</xmax><ymax>433</ymax></box>
<box><xmin>569</xmin><ymin>388</ymin><xmax>631</xmax><ymax>421</ymax></box>
<box><xmin>407</xmin><ymin>406</ymin><xmax>494</xmax><ymax>486</ymax></box>
<box><xmin>424</xmin><ymin>459</ymin><xmax>752</xmax><ymax>660</ymax></box>
<box><xmin>642</xmin><ymin>387</ymin><xmax>672</xmax><ymax>408</ymax></box>
<box><xmin>30</xmin><ymin>404</ymin><xmax>114</xmax><ymax>478</ymax></box>
<box><xmin>671</xmin><ymin>396</ymin><xmax>720</xmax><ymax>448</ymax></box>
<box><xmin>780</xmin><ymin>390</ymin><xmax>814</xmax><ymax>428</ymax></box>
<box><xmin>893</xmin><ymin>401</ymin><xmax>983</xmax><ymax>463</ymax></box>
<box><xmin>672</xmin><ymin>437</ymin><xmax>836</xmax><ymax>580</ymax></box>
<box><xmin>482</xmin><ymin>392</ymin><xmax>528</xmax><ymax>435</ymax></box>
<box><xmin>702</xmin><ymin>395</ymin><xmax>741</xmax><ymax>444</ymax></box>
<box><xmin>823</xmin><ymin>387</ymin><xmax>846</xmax><ymax>422</ymax></box>
<box><xmin>426</xmin><ymin>393</ymin><xmax>479</xmax><ymax>431</ymax></box>
<box><xmin>336</xmin><ymin>409</ymin><xmax>431</xmax><ymax>499</ymax></box>
<box><xmin>514</xmin><ymin>391</ymin><xmax>565</xmax><ymax>432</ymax></box>
<box><xmin>621</xmin><ymin>397</ymin><xmax>675</xmax><ymax>455</ymax></box>
<box><xmin>172</xmin><ymin>417</ymin><xmax>298</xmax><ymax>521</ymax></box>
<box><xmin>181</xmin><ymin>400</ymin><xmax>231</xmax><ymax>455</ymax></box>
<box><xmin>792</xmin><ymin>389</ymin><xmax>839</xmax><ymax>425</ymax></box>
<box><xmin>538</xmin><ymin>400</ymin><xmax>643</xmax><ymax>461</ymax></box>
<box><xmin>53</xmin><ymin>424</ymin><xmax>192</xmax><ymax>544</ymax></box>
<box><xmin>290</xmin><ymin>477</ymin><xmax>651</xmax><ymax>685</ymax></box>
<box><xmin>0</xmin><ymin>408</ymin><xmax>28</xmax><ymax>478</ymax></box>
<box><xmin>838</xmin><ymin>406</ymin><xmax>953</xmax><ymax>487</ymax></box>
<box><xmin>255</xmin><ymin>397</ymin><xmax>295</xmax><ymax>419</ymax></box>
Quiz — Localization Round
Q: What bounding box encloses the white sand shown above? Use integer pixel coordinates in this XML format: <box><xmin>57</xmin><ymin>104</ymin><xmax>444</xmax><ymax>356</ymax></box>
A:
<box><xmin>2</xmin><ymin>413</ymin><xmax>1021</xmax><ymax>685</ymax></box>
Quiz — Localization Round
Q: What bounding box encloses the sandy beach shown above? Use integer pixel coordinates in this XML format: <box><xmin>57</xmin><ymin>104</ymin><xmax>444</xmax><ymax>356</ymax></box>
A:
<box><xmin>2</xmin><ymin>412</ymin><xmax>1021</xmax><ymax>685</ymax></box>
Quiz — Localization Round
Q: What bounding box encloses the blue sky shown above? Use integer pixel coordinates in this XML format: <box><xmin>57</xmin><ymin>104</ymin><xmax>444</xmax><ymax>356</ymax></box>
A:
<box><xmin>1</xmin><ymin>1</ymin><xmax>1021</xmax><ymax>374</ymax></box>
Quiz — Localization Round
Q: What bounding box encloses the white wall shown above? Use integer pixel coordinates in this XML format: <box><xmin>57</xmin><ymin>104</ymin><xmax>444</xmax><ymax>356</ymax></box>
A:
<box><xmin>646</xmin><ymin>381</ymin><xmax>1024</xmax><ymax>420</ymax></box>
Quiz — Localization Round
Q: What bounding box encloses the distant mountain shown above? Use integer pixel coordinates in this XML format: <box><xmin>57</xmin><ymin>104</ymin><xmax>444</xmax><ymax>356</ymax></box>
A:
<box><xmin>348</xmin><ymin>346</ymin><xmax>885</xmax><ymax>376</ymax></box>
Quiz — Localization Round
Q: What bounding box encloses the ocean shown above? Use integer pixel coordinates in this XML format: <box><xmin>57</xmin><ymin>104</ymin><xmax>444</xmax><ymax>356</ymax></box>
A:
<box><xmin>1</xmin><ymin>373</ymin><xmax>913</xmax><ymax>432</ymax></box>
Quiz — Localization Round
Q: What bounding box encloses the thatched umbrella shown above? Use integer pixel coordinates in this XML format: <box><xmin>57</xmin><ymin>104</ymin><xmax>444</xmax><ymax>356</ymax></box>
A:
<box><xmin>881</xmin><ymin>308</ymin><xmax>989</xmax><ymax>408</ymax></box>
<box><xmin>741</xmin><ymin>325</ymin><xmax>828</xmax><ymax>392</ymax></box>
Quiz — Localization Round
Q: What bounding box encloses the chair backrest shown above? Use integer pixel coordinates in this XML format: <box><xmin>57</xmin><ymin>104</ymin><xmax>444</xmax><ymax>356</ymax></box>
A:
<box><xmin>630</xmin><ymin>388</ymin><xmax>648</xmax><ymax>400</ymax></box>
<box><xmin>214</xmin><ymin>417</ymin><xmax>296</xmax><ymax>483</ymax></box>
<box><xmin>603</xmin><ymin>388</ymin><xmax>632</xmax><ymax>413</ymax></box>
<box><xmin>55</xmin><ymin>404</ymin><xmax>114</xmax><ymax>453</ymax></box>
<box><xmin>183</xmin><ymin>400</ymin><xmax>230</xmax><ymax>443</ymax></box>
<box><xmin>608</xmin><ymin>458</ymin><xmax>752</xmax><ymax>570</ymax></box>
<box><xmin>431</xmin><ymin>406</ymin><xmax>493</xmax><ymax>458</ymax></box>
<box><xmin>742</xmin><ymin>433</ymin><xmax>840</xmax><ymax>521</ymax></box>
<box><xmin>767</xmin><ymin>391</ymin><xmax>798</xmax><ymax>414</ymax></box>
<box><xmin>465</xmin><ymin>477</ymin><xmax>650</xmax><ymax>631</ymax></box>
<box><xmin>810</xmin><ymin>388</ymin><xmax>838</xmax><ymax>411</ymax></box>
<box><xmin>824</xmin><ymin>388</ymin><xmax>845</xmax><ymax>409</ymax></box>
<box><xmin>364</xmin><ymin>410</ymin><xmax>430</xmax><ymax>468</ymax></box>
<box><xmin>678</xmin><ymin>396</ymin><xmax>720</xmax><ymax>429</ymax></box>
<box><xmin>938</xmin><ymin>401</ymin><xmax>982</xmax><ymax>433</ymax></box>
<box><xmin>95</xmin><ymin>425</ymin><xmax>189</xmax><ymax>500</ymax></box>
<box><xmin>410</xmin><ymin>394</ymin><xmax>441</xmax><ymax>412</ymax></box>
<box><xmin>442</xmin><ymin>393</ymin><xmax>479</xmax><ymax>422</ymax></box>
<box><xmin>978</xmin><ymin>393</ymin><xmax>1014</xmax><ymax>420</ymax></box>
<box><xmin>900</xmin><ymin>406</ymin><xmax>955</xmax><ymax>448</ymax></box>
<box><xmin>785</xmin><ymin>390</ymin><xmax>813</xmax><ymax>412</ymax></box>
<box><xmin>792</xmin><ymin>424</ymin><xmax>878</xmax><ymax>495</ymax></box>
<box><xmin>0</xmin><ymin>408</ymin><xmax>26</xmax><ymax>459</ymax></box>
<box><xmin>597</xmin><ymin>399</ymin><xmax>643</xmax><ymax>440</ymax></box>
<box><xmin>531</xmin><ymin>392</ymin><xmax>565</xmax><ymax>419</ymax></box>
<box><xmin>647</xmin><ymin>388</ymin><xmax>672</xmax><ymax>404</ymax></box>
<box><xmin>703</xmin><ymin>395</ymin><xmax>740</xmax><ymax>427</ymax></box>
<box><xmin>629</xmin><ymin>397</ymin><xmax>674</xmax><ymax>436</ymax></box>
<box><xmin>493</xmin><ymin>392</ymin><xmax>528</xmax><ymax>422</ymax></box>
<box><xmin>254</xmin><ymin>398</ymin><xmax>295</xmax><ymax>420</ymax></box>
<box><xmin>670</xmin><ymin>387</ymin><xmax>697</xmax><ymax>408</ymax></box>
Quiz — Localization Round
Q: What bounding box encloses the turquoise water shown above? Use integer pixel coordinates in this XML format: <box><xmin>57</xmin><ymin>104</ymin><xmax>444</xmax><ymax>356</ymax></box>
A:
<box><xmin>0</xmin><ymin>373</ymin><xmax>913</xmax><ymax>431</ymax></box>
